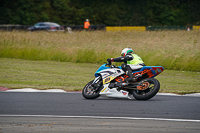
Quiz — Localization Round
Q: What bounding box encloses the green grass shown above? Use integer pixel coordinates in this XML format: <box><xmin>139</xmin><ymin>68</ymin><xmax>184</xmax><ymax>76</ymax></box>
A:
<box><xmin>0</xmin><ymin>58</ymin><xmax>98</xmax><ymax>91</ymax></box>
<box><xmin>157</xmin><ymin>70</ymin><xmax>200</xmax><ymax>94</ymax></box>
<box><xmin>0</xmin><ymin>31</ymin><xmax>199</xmax><ymax>71</ymax></box>
<box><xmin>0</xmin><ymin>58</ymin><xmax>199</xmax><ymax>94</ymax></box>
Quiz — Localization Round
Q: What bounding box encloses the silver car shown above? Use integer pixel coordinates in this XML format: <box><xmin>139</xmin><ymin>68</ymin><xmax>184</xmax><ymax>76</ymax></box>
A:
<box><xmin>28</xmin><ymin>22</ymin><xmax>64</xmax><ymax>31</ymax></box>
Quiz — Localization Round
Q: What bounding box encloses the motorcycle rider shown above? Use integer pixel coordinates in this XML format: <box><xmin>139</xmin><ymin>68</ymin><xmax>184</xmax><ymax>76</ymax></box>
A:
<box><xmin>107</xmin><ymin>48</ymin><xmax>145</xmax><ymax>83</ymax></box>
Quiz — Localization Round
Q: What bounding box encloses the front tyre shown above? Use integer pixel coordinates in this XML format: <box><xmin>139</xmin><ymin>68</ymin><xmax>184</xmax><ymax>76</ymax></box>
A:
<box><xmin>133</xmin><ymin>78</ymin><xmax>160</xmax><ymax>100</ymax></box>
<box><xmin>82</xmin><ymin>80</ymin><xmax>101</xmax><ymax>99</ymax></box>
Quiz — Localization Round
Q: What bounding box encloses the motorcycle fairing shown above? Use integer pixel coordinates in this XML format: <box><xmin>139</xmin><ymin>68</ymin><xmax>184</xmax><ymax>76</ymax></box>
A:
<box><xmin>95</xmin><ymin>64</ymin><xmax>164</xmax><ymax>79</ymax></box>
<box><xmin>95</xmin><ymin>64</ymin><xmax>110</xmax><ymax>77</ymax></box>
<box><xmin>99</xmin><ymin>84</ymin><xmax>130</xmax><ymax>99</ymax></box>
<box><xmin>97</xmin><ymin>68</ymin><xmax>125</xmax><ymax>84</ymax></box>
<box><xmin>132</xmin><ymin>66</ymin><xmax>164</xmax><ymax>78</ymax></box>
<box><xmin>95</xmin><ymin>66</ymin><xmax>129</xmax><ymax>98</ymax></box>
<box><xmin>95</xmin><ymin>64</ymin><xmax>122</xmax><ymax>77</ymax></box>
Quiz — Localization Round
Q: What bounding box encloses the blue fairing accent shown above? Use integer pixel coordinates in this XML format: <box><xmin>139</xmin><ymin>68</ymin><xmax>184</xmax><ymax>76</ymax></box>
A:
<box><xmin>94</xmin><ymin>64</ymin><xmax>163</xmax><ymax>78</ymax></box>
<box><xmin>132</xmin><ymin>66</ymin><xmax>156</xmax><ymax>76</ymax></box>
<box><xmin>132</xmin><ymin>66</ymin><xmax>162</xmax><ymax>72</ymax></box>
<box><xmin>94</xmin><ymin>64</ymin><xmax>122</xmax><ymax>77</ymax></box>
<box><xmin>95</xmin><ymin>64</ymin><xmax>109</xmax><ymax>77</ymax></box>
<box><xmin>132</xmin><ymin>66</ymin><xmax>153</xmax><ymax>73</ymax></box>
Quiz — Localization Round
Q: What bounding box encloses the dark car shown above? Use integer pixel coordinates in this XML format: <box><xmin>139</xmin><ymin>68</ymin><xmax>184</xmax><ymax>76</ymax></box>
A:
<box><xmin>28</xmin><ymin>22</ymin><xmax>64</xmax><ymax>31</ymax></box>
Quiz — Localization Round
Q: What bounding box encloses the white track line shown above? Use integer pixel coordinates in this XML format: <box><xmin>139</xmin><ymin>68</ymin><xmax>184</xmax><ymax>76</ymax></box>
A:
<box><xmin>0</xmin><ymin>115</ymin><xmax>200</xmax><ymax>123</ymax></box>
<box><xmin>3</xmin><ymin>88</ymin><xmax>200</xmax><ymax>97</ymax></box>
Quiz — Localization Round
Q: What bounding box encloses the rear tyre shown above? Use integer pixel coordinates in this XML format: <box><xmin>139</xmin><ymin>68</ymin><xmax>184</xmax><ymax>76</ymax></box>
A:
<box><xmin>82</xmin><ymin>80</ymin><xmax>101</xmax><ymax>99</ymax></box>
<box><xmin>133</xmin><ymin>78</ymin><xmax>160</xmax><ymax>100</ymax></box>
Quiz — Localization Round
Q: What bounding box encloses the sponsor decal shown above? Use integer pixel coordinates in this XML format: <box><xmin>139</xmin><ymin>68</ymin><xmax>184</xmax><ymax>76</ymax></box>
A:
<box><xmin>122</xmin><ymin>91</ymin><xmax>127</xmax><ymax>96</ymax></box>
<box><xmin>101</xmin><ymin>87</ymin><xmax>107</xmax><ymax>93</ymax></box>
<box><xmin>155</xmin><ymin>69</ymin><xmax>158</xmax><ymax>73</ymax></box>
<box><xmin>105</xmin><ymin>89</ymin><xmax>109</xmax><ymax>93</ymax></box>
<box><xmin>155</xmin><ymin>68</ymin><xmax>161</xmax><ymax>74</ymax></box>
<box><xmin>157</xmin><ymin>68</ymin><xmax>162</xmax><ymax>73</ymax></box>
<box><xmin>103</xmin><ymin>76</ymin><xmax>115</xmax><ymax>84</ymax></box>
<box><xmin>104</xmin><ymin>77</ymin><xmax>110</xmax><ymax>83</ymax></box>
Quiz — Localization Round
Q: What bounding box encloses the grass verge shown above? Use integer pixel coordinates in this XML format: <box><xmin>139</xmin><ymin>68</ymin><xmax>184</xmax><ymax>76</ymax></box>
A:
<box><xmin>0</xmin><ymin>58</ymin><xmax>199</xmax><ymax>94</ymax></box>
<box><xmin>0</xmin><ymin>31</ymin><xmax>199</xmax><ymax>71</ymax></box>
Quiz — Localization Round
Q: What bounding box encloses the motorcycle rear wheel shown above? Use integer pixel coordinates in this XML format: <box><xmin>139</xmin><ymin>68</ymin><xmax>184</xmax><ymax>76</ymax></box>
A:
<box><xmin>82</xmin><ymin>80</ymin><xmax>101</xmax><ymax>99</ymax></box>
<box><xmin>132</xmin><ymin>78</ymin><xmax>160</xmax><ymax>100</ymax></box>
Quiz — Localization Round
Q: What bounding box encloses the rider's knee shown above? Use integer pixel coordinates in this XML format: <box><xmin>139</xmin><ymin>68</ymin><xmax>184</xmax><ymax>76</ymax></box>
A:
<box><xmin>121</xmin><ymin>63</ymin><xmax>127</xmax><ymax>71</ymax></box>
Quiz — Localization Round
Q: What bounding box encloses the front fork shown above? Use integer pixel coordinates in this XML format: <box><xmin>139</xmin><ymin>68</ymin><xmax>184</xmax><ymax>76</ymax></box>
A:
<box><xmin>91</xmin><ymin>76</ymin><xmax>103</xmax><ymax>91</ymax></box>
<box><xmin>92</xmin><ymin>76</ymin><xmax>101</xmax><ymax>84</ymax></box>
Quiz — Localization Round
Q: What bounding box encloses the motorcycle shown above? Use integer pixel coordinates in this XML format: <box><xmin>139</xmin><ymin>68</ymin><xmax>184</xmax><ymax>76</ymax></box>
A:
<box><xmin>82</xmin><ymin>61</ymin><xmax>164</xmax><ymax>100</ymax></box>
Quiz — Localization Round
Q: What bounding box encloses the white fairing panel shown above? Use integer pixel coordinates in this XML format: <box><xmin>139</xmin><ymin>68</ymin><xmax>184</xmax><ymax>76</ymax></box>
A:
<box><xmin>98</xmin><ymin>68</ymin><xmax>130</xmax><ymax>99</ymax></box>
<box><xmin>99</xmin><ymin>68</ymin><xmax>125</xmax><ymax>79</ymax></box>
<box><xmin>99</xmin><ymin>84</ymin><xmax>130</xmax><ymax>99</ymax></box>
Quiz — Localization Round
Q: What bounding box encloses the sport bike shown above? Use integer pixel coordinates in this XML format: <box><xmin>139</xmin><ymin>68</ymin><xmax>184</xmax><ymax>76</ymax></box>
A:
<box><xmin>82</xmin><ymin>62</ymin><xmax>164</xmax><ymax>100</ymax></box>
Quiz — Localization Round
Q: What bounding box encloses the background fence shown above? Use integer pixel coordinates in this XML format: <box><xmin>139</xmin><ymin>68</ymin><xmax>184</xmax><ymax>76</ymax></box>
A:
<box><xmin>106</xmin><ymin>26</ymin><xmax>146</xmax><ymax>31</ymax></box>
<box><xmin>0</xmin><ymin>25</ymin><xmax>199</xmax><ymax>31</ymax></box>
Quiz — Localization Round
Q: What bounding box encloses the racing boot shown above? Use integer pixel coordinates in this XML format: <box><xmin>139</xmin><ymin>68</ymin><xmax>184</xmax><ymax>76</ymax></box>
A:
<box><xmin>125</xmin><ymin>70</ymin><xmax>143</xmax><ymax>83</ymax></box>
<box><xmin>124</xmin><ymin>70</ymin><xmax>135</xmax><ymax>83</ymax></box>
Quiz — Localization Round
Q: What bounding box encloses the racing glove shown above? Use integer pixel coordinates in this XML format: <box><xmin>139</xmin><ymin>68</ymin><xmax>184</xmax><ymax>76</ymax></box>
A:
<box><xmin>107</xmin><ymin>58</ymin><xmax>114</xmax><ymax>65</ymax></box>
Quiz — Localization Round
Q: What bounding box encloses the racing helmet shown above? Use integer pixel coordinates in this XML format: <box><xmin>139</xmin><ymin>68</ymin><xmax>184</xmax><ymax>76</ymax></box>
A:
<box><xmin>121</xmin><ymin>48</ymin><xmax>134</xmax><ymax>57</ymax></box>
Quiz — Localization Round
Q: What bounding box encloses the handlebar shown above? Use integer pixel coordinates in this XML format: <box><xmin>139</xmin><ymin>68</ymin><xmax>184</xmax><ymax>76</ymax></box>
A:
<box><xmin>105</xmin><ymin>61</ymin><xmax>116</xmax><ymax>68</ymax></box>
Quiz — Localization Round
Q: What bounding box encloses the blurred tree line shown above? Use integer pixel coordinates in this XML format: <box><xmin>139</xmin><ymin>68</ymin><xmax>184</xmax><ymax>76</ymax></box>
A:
<box><xmin>0</xmin><ymin>0</ymin><xmax>199</xmax><ymax>26</ymax></box>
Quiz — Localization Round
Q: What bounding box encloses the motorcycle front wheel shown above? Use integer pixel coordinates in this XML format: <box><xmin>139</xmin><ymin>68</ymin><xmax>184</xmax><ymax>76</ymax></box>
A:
<box><xmin>132</xmin><ymin>78</ymin><xmax>160</xmax><ymax>100</ymax></box>
<box><xmin>82</xmin><ymin>80</ymin><xmax>102</xmax><ymax>99</ymax></box>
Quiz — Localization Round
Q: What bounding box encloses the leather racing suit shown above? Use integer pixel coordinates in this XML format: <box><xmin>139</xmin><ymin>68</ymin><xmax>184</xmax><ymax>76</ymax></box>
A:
<box><xmin>108</xmin><ymin>52</ymin><xmax>145</xmax><ymax>82</ymax></box>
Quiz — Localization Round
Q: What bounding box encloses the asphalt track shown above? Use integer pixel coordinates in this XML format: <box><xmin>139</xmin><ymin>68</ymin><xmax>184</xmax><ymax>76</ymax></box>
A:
<box><xmin>0</xmin><ymin>92</ymin><xmax>200</xmax><ymax>133</ymax></box>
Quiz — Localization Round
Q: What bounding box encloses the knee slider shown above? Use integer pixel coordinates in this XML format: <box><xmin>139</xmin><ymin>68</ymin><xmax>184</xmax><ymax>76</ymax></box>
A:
<box><xmin>121</xmin><ymin>63</ymin><xmax>127</xmax><ymax>71</ymax></box>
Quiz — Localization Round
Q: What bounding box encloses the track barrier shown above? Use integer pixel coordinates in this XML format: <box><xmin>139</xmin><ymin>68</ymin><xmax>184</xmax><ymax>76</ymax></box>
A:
<box><xmin>0</xmin><ymin>25</ymin><xmax>199</xmax><ymax>31</ymax></box>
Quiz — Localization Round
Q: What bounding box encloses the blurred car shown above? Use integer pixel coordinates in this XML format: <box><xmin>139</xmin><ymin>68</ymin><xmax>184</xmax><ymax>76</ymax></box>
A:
<box><xmin>28</xmin><ymin>22</ymin><xmax>64</xmax><ymax>31</ymax></box>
